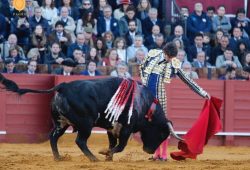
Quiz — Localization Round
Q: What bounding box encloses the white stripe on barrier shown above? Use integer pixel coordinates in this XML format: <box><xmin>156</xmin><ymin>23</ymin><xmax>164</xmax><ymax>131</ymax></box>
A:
<box><xmin>175</xmin><ymin>131</ymin><xmax>250</xmax><ymax>136</ymax></box>
<box><xmin>1</xmin><ymin>130</ymin><xmax>250</xmax><ymax>136</ymax></box>
<box><xmin>0</xmin><ymin>131</ymin><xmax>7</xmax><ymax>135</ymax></box>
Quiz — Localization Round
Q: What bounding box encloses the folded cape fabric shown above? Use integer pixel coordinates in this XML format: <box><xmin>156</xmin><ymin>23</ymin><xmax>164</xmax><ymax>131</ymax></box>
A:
<box><xmin>170</xmin><ymin>96</ymin><xmax>223</xmax><ymax>160</ymax></box>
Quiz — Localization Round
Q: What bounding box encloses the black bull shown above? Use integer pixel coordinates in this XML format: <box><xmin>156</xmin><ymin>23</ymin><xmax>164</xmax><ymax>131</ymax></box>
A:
<box><xmin>0</xmin><ymin>74</ymin><xmax>182</xmax><ymax>161</ymax></box>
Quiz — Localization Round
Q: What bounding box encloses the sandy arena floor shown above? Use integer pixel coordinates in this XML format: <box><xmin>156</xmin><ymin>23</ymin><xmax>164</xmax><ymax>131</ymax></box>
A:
<box><xmin>0</xmin><ymin>134</ymin><xmax>250</xmax><ymax>170</ymax></box>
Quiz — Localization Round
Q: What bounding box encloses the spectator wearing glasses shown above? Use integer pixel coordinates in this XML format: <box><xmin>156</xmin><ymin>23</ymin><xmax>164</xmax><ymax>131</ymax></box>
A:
<box><xmin>79</xmin><ymin>0</ymin><xmax>94</xmax><ymax>17</ymax></box>
<box><xmin>59</xmin><ymin>0</ymin><xmax>80</xmax><ymax>21</ymax></box>
<box><xmin>97</xmin><ymin>5</ymin><xmax>120</xmax><ymax>38</ymax></box>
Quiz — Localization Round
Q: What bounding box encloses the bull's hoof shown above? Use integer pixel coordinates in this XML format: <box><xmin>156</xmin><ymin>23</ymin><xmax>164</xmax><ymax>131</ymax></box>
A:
<box><xmin>105</xmin><ymin>155</ymin><xmax>113</xmax><ymax>161</ymax></box>
<box><xmin>54</xmin><ymin>154</ymin><xmax>71</xmax><ymax>161</ymax></box>
<box><xmin>89</xmin><ymin>157</ymin><xmax>99</xmax><ymax>162</ymax></box>
<box><xmin>98</xmin><ymin>149</ymin><xmax>110</xmax><ymax>156</ymax></box>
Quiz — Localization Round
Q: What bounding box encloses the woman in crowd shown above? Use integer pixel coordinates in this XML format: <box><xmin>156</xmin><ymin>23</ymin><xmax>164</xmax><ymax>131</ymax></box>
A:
<box><xmin>31</xmin><ymin>24</ymin><xmax>47</xmax><ymax>58</ymax></box>
<box><xmin>76</xmin><ymin>10</ymin><xmax>97</xmax><ymax>35</ymax></box>
<box><xmin>85</xmin><ymin>47</ymin><xmax>102</xmax><ymax>66</ymax></box>
<box><xmin>136</xmin><ymin>0</ymin><xmax>151</xmax><ymax>21</ymax></box>
<box><xmin>113</xmin><ymin>37</ymin><xmax>127</xmax><ymax>62</ymax></box>
<box><xmin>41</xmin><ymin>0</ymin><xmax>58</xmax><ymax>26</ymax></box>
<box><xmin>102</xmin><ymin>48</ymin><xmax>119</xmax><ymax>67</ymax></box>
<box><xmin>95</xmin><ymin>37</ymin><xmax>107</xmax><ymax>60</ymax></box>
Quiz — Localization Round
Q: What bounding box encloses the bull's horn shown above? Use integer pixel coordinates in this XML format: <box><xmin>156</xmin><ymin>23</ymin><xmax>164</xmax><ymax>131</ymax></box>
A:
<box><xmin>167</xmin><ymin>122</ymin><xmax>183</xmax><ymax>141</ymax></box>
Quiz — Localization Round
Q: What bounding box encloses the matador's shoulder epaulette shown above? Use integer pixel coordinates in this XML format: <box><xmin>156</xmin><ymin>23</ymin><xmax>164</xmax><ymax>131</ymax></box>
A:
<box><xmin>147</xmin><ymin>49</ymin><xmax>162</xmax><ymax>58</ymax></box>
<box><xmin>171</xmin><ymin>57</ymin><xmax>181</xmax><ymax>69</ymax></box>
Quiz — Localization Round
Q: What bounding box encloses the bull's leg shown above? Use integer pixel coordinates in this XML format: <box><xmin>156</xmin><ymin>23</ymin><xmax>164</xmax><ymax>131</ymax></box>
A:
<box><xmin>75</xmin><ymin>130</ymin><xmax>98</xmax><ymax>162</ymax></box>
<box><xmin>50</xmin><ymin>125</ymin><xmax>69</xmax><ymax>161</ymax></box>
<box><xmin>105</xmin><ymin>128</ymin><xmax>132</xmax><ymax>161</ymax></box>
<box><xmin>98</xmin><ymin>131</ymin><xmax>117</xmax><ymax>156</ymax></box>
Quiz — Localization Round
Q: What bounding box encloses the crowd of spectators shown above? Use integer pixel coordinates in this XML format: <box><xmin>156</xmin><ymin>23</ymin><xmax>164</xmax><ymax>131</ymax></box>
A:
<box><xmin>0</xmin><ymin>0</ymin><xmax>250</xmax><ymax>79</ymax></box>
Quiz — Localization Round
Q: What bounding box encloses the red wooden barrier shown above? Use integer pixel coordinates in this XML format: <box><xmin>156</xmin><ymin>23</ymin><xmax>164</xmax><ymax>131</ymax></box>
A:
<box><xmin>0</xmin><ymin>74</ymin><xmax>54</xmax><ymax>143</ymax></box>
<box><xmin>0</xmin><ymin>75</ymin><xmax>250</xmax><ymax>146</ymax></box>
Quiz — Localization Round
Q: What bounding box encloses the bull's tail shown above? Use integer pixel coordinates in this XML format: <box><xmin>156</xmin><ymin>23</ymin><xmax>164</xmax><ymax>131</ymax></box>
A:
<box><xmin>0</xmin><ymin>73</ymin><xmax>61</xmax><ymax>95</ymax></box>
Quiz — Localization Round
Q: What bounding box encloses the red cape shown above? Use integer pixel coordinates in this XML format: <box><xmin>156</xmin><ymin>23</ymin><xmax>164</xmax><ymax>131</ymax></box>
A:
<box><xmin>170</xmin><ymin>96</ymin><xmax>222</xmax><ymax>160</ymax></box>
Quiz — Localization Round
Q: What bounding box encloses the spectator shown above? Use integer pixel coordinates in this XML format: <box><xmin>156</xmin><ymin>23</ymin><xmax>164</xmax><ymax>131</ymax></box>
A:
<box><xmin>119</xmin><ymin>5</ymin><xmax>142</xmax><ymax>36</ymax></box>
<box><xmin>83</xmin><ymin>26</ymin><xmax>96</xmax><ymax>47</ymax></box>
<box><xmin>102</xmin><ymin>48</ymin><xmax>119</xmax><ymax>67</ymax></box>
<box><xmin>44</xmin><ymin>42</ymin><xmax>65</xmax><ymax>64</ymax></box>
<box><xmin>110</xmin><ymin>61</ymin><xmax>131</xmax><ymax>78</ymax></box>
<box><xmin>236</xmin><ymin>41</ymin><xmax>248</xmax><ymax>64</ymax></box>
<box><xmin>212</xmin><ymin>29</ymin><xmax>224</xmax><ymax>47</ymax></box>
<box><xmin>81</xmin><ymin>60</ymin><xmax>102</xmax><ymax>76</ymax></box>
<box><xmin>187</xmin><ymin>33</ymin><xmax>211</xmax><ymax>62</ymax></box>
<box><xmin>67</xmin><ymin>33</ymin><xmax>90</xmax><ymax>59</ymax></box>
<box><xmin>187</xmin><ymin>3</ymin><xmax>211</xmax><ymax>43</ymax></box>
<box><xmin>58</xmin><ymin>0</ymin><xmax>80</xmax><ymax>21</ymax></box>
<box><xmin>241</xmin><ymin>51</ymin><xmax>250</xmax><ymax>67</ymax></box>
<box><xmin>114</xmin><ymin>37</ymin><xmax>127</xmax><ymax>62</ymax></box>
<box><xmin>124</xmin><ymin>20</ymin><xmax>140</xmax><ymax>46</ymax></box>
<box><xmin>1</xmin><ymin>58</ymin><xmax>19</xmax><ymax>73</ymax></box>
<box><xmin>6</xmin><ymin>46</ymin><xmax>24</xmax><ymax>64</ymax></box>
<box><xmin>206</xmin><ymin>6</ymin><xmax>215</xmax><ymax>21</ymax></box>
<box><xmin>166</xmin><ymin>25</ymin><xmax>190</xmax><ymax>52</ymax></box>
<box><xmin>231</xmin><ymin>8</ymin><xmax>250</xmax><ymax>38</ymax></box>
<box><xmin>41</xmin><ymin>0</ymin><xmax>58</xmax><ymax>26</ymax></box>
<box><xmin>52</xmin><ymin>7</ymin><xmax>76</xmax><ymax>42</ymax></box>
<box><xmin>128</xmin><ymin>48</ymin><xmax>146</xmax><ymax>64</ymax></box>
<box><xmin>219</xmin><ymin>67</ymin><xmax>237</xmax><ymax>80</ymax></box>
<box><xmin>172</xmin><ymin>6</ymin><xmax>189</xmax><ymax>31</ymax></box>
<box><xmin>95</xmin><ymin>37</ymin><xmax>107</xmax><ymax>59</ymax></box>
<box><xmin>142</xmin><ymin>8</ymin><xmax>163</xmax><ymax>37</ymax></box>
<box><xmin>113</xmin><ymin>0</ymin><xmax>131</xmax><ymax>20</ymax></box>
<box><xmin>48</xmin><ymin>21</ymin><xmax>72</xmax><ymax>56</ymax></box>
<box><xmin>192</xmin><ymin>51</ymin><xmax>211</xmax><ymax>68</ymax></box>
<box><xmin>79</xmin><ymin>0</ymin><xmax>94</xmax><ymax>18</ymax></box>
<box><xmin>0</xmin><ymin>34</ymin><xmax>26</xmax><ymax>60</ymax></box>
<box><xmin>76</xmin><ymin>10</ymin><xmax>97</xmax><ymax>35</ymax></box>
<box><xmin>144</xmin><ymin>24</ymin><xmax>160</xmax><ymax>49</ymax></box>
<box><xmin>103</xmin><ymin>31</ymin><xmax>114</xmax><ymax>49</ymax></box>
<box><xmin>181</xmin><ymin>61</ymin><xmax>199</xmax><ymax>79</ymax></box>
<box><xmin>10</xmin><ymin>11</ymin><xmax>30</xmax><ymax>50</ymax></box>
<box><xmin>72</xmin><ymin>48</ymin><xmax>86</xmax><ymax>65</ymax></box>
<box><xmin>216</xmin><ymin>47</ymin><xmax>242</xmax><ymax>69</ymax></box>
<box><xmin>97</xmin><ymin>5</ymin><xmax>120</xmax><ymax>37</ymax></box>
<box><xmin>176</xmin><ymin>49</ymin><xmax>187</xmax><ymax>67</ymax></box>
<box><xmin>172</xmin><ymin>38</ymin><xmax>185</xmax><ymax>51</ymax></box>
<box><xmin>29</xmin><ymin>7</ymin><xmax>51</xmax><ymax>35</ymax></box>
<box><xmin>25</xmin><ymin>0</ymin><xmax>39</xmax><ymax>18</ymax></box>
<box><xmin>241</xmin><ymin>66</ymin><xmax>250</xmax><ymax>80</ymax></box>
<box><xmin>149</xmin><ymin>33</ymin><xmax>165</xmax><ymax>50</ymax></box>
<box><xmin>229</xmin><ymin>27</ymin><xmax>250</xmax><ymax>53</ymax></box>
<box><xmin>212</xmin><ymin>5</ymin><xmax>231</xmax><ymax>34</ymax></box>
<box><xmin>24</xmin><ymin>60</ymin><xmax>38</xmax><ymax>74</ymax></box>
<box><xmin>31</xmin><ymin>24</ymin><xmax>48</xmax><ymax>57</ymax></box>
<box><xmin>55</xmin><ymin>0</ymin><xmax>81</xmax><ymax>8</ymax></box>
<box><xmin>136</xmin><ymin>0</ymin><xmax>151</xmax><ymax>21</ymax></box>
<box><xmin>27</xmin><ymin>48</ymin><xmax>42</xmax><ymax>64</ymax></box>
<box><xmin>93</xmin><ymin>0</ymin><xmax>109</xmax><ymax>19</ymax></box>
<box><xmin>211</xmin><ymin>35</ymin><xmax>230</xmax><ymax>65</ymax></box>
<box><xmin>52</xmin><ymin>58</ymin><xmax>76</xmax><ymax>75</ymax></box>
<box><xmin>127</xmin><ymin>34</ymin><xmax>148</xmax><ymax>61</ymax></box>
<box><xmin>85</xmin><ymin>47</ymin><xmax>102</xmax><ymax>66</ymax></box>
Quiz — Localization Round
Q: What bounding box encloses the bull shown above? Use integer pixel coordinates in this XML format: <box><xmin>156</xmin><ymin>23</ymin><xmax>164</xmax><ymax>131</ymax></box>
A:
<box><xmin>0</xmin><ymin>73</ymin><xmax>182</xmax><ymax>161</ymax></box>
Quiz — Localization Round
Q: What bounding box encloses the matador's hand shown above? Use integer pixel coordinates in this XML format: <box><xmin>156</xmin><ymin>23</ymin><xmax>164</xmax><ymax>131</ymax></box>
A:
<box><xmin>206</xmin><ymin>93</ymin><xmax>211</xmax><ymax>100</ymax></box>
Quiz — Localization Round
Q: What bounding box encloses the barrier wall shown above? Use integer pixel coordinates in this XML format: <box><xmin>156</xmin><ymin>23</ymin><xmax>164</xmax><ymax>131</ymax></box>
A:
<box><xmin>0</xmin><ymin>74</ymin><xmax>54</xmax><ymax>143</ymax></box>
<box><xmin>0</xmin><ymin>74</ymin><xmax>250</xmax><ymax>145</ymax></box>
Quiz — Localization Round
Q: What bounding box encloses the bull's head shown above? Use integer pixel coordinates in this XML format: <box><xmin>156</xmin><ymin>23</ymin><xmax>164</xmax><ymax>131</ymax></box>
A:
<box><xmin>140</xmin><ymin>103</ymin><xmax>183</xmax><ymax>154</ymax></box>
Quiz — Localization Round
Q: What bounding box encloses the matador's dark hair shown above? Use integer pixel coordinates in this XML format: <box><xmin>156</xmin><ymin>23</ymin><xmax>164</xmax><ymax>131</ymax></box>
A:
<box><xmin>162</xmin><ymin>42</ymin><xmax>178</xmax><ymax>58</ymax></box>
